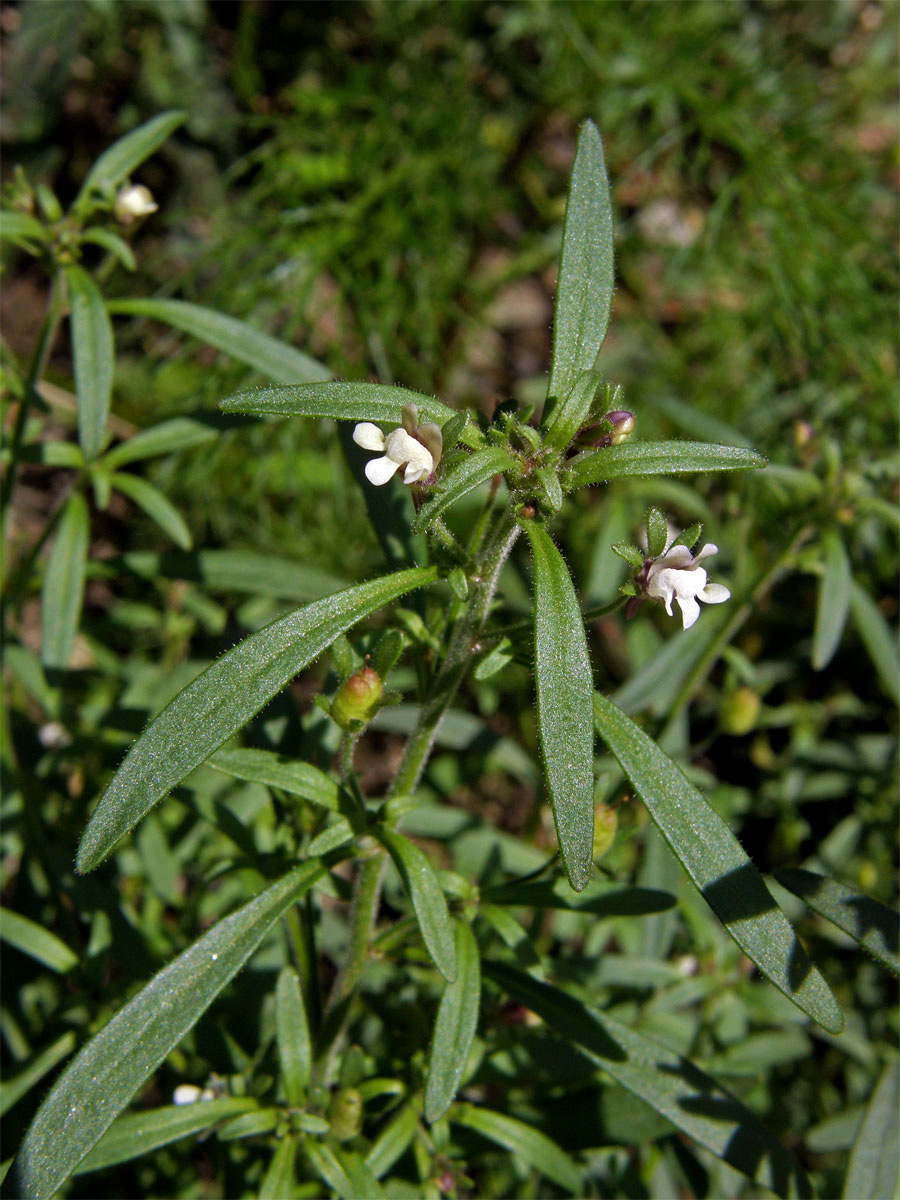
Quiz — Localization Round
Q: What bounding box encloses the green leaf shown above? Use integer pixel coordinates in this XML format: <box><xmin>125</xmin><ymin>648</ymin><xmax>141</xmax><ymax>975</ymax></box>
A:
<box><xmin>843</xmin><ymin>1061</ymin><xmax>900</xmax><ymax>1200</ymax></box>
<box><xmin>259</xmin><ymin>1134</ymin><xmax>299</xmax><ymax>1200</ymax></box>
<box><xmin>424</xmin><ymin>921</ymin><xmax>481</xmax><ymax>1122</ymax></box>
<box><xmin>219</xmin><ymin>381</ymin><xmax>479</xmax><ymax>448</ymax></box>
<box><xmin>275</xmin><ymin>966</ymin><xmax>312</xmax><ymax>1106</ymax></box>
<box><xmin>542</xmin><ymin>369</ymin><xmax>602</xmax><ymax>452</ymax></box>
<box><xmin>525</xmin><ymin>523</ymin><xmax>594</xmax><ymax>892</ymax></box>
<box><xmin>79</xmin><ymin>227</ymin><xmax>137</xmax><ymax>271</ymax></box>
<box><xmin>13</xmin><ymin>862</ymin><xmax>322</xmax><ymax>1199</ymax></box>
<box><xmin>64</xmin><ymin>265</ymin><xmax>115</xmax><ymax>460</ymax></box>
<box><xmin>480</xmin><ymin>877</ymin><xmax>675</xmax><ymax>917</ymax></box>
<box><xmin>365</xmin><ymin>1103</ymin><xmax>419</xmax><ymax>1180</ymax></box>
<box><xmin>111</xmin><ymin>471</ymin><xmax>192</xmax><ymax>550</ymax></box>
<box><xmin>217</xmin><ymin>1109</ymin><xmax>279</xmax><ymax>1141</ymax></box>
<box><xmin>848</xmin><ymin>578</ymin><xmax>900</xmax><ymax>705</ymax></box>
<box><xmin>74</xmin><ymin>111</ymin><xmax>186</xmax><ymax>208</ymax></box>
<box><xmin>811</xmin><ymin>529</ymin><xmax>851</xmax><ymax>669</ymax></box>
<box><xmin>485</xmin><ymin>962</ymin><xmax>811</xmax><ymax>1199</ymax></box>
<box><xmin>103</xmin><ymin>417</ymin><xmax>219</xmax><ymax>469</ymax></box>
<box><xmin>611</xmin><ymin>541</ymin><xmax>645</xmax><ymax>569</ymax></box>
<box><xmin>0</xmin><ymin>908</ymin><xmax>78</xmax><ymax>973</ymax></box>
<box><xmin>645</xmin><ymin>506</ymin><xmax>668</xmax><ymax>558</ymax></box>
<box><xmin>75</xmin><ymin>1099</ymin><xmax>257</xmax><ymax>1173</ymax></box>
<box><xmin>413</xmin><ymin>446</ymin><xmax>516</xmax><ymax>531</ymax></box>
<box><xmin>76</xmin><ymin>566</ymin><xmax>437</xmax><ymax>872</ymax></box>
<box><xmin>305</xmin><ymin>1141</ymin><xmax>358</xmax><ymax>1200</ymax></box>
<box><xmin>450</xmin><ymin>1103</ymin><xmax>583</xmax><ymax>1194</ymax></box>
<box><xmin>41</xmin><ymin>492</ymin><xmax>89</xmax><ymax>669</ymax></box>
<box><xmin>593</xmin><ymin>691</ymin><xmax>843</xmax><ymax>1033</ymax></box>
<box><xmin>0</xmin><ymin>210</ymin><xmax>49</xmax><ymax>244</ymax></box>
<box><xmin>546</xmin><ymin>119</ymin><xmax>614</xmax><ymax>409</ymax></box>
<box><xmin>563</xmin><ymin>440</ymin><xmax>767</xmax><ymax>491</ymax></box>
<box><xmin>379</xmin><ymin>832</ymin><xmax>457</xmax><ymax>982</ymax></box>
<box><xmin>0</xmin><ymin>1034</ymin><xmax>77</xmax><ymax>1119</ymax></box>
<box><xmin>209</xmin><ymin>749</ymin><xmax>341</xmax><ymax>811</ymax></box>
<box><xmin>773</xmin><ymin>868</ymin><xmax>900</xmax><ymax>977</ymax></box>
<box><xmin>107</xmin><ymin>297</ymin><xmax>329</xmax><ymax>384</ymax></box>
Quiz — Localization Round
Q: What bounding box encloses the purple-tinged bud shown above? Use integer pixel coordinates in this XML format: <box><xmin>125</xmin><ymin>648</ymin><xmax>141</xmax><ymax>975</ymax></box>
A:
<box><xmin>574</xmin><ymin>410</ymin><xmax>636</xmax><ymax>451</ymax></box>
<box><xmin>331</xmin><ymin>666</ymin><xmax>383</xmax><ymax>731</ymax></box>
<box><xmin>604</xmin><ymin>410</ymin><xmax>636</xmax><ymax>445</ymax></box>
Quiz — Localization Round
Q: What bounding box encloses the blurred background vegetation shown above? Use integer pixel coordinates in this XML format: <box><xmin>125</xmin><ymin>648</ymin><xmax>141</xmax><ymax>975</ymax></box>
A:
<box><xmin>2</xmin><ymin>1</ymin><xmax>897</xmax><ymax>1196</ymax></box>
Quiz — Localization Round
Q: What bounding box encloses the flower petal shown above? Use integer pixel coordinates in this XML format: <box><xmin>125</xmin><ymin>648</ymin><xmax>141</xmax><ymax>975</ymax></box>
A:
<box><xmin>676</xmin><ymin>593</ymin><xmax>702</xmax><ymax>629</ymax></box>
<box><xmin>647</xmin><ymin>569</ymin><xmax>677</xmax><ymax>615</ymax></box>
<box><xmin>692</xmin><ymin>543</ymin><xmax>719</xmax><ymax>564</ymax></box>
<box><xmin>365</xmin><ymin>456</ymin><xmax>401</xmax><ymax>486</ymax></box>
<box><xmin>699</xmin><ymin>583</ymin><xmax>731</xmax><ymax>604</ymax></box>
<box><xmin>353</xmin><ymin>422</ymin><xmax>387</xmax><ymax>452</ymax></box>
<box><xmin>403</xmin><ymin>462</ymin><xmax>428</xmax><ymax>484</ymax></box>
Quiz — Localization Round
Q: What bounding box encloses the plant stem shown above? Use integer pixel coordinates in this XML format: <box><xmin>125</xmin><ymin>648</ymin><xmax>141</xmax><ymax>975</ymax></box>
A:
<box><xmin>324</xmin><ymin>848</ymin><xmax>386</xmax><ymax>1012</ymax></box>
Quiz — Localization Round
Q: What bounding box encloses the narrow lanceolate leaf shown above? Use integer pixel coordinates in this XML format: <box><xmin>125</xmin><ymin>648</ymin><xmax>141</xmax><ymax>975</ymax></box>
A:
<box><xmin>75</xmin><ymin>1100</ymin><xmax>257</xmax><ymax>1173</ymax></box>
<box><xmin>413</xmin><ymin>447</ymin><xmax>516</xmax><ymax>531</ymax></box>
<box><xmin>425</xmin><ymin>921</ymin><xmax>481</xmax><ymax>1122</ymax></box>
<box><xmin>79</xmin><ymin>227</ymin><xmax>137</xmax><ymax>271</ymax></box>
<box><xmin>0</xmin><ymin>908</ymin><xmax>78</xmax><ymax>974</ymax></box>
<box><xmin>41</xmin><ymin>492</ymin><xmax>89</xmax><ymax>669</ymax></box>
<box><xmin>219</xmin><ymin>382</ymin><xmax>480</xmax><ymax>449</ymax></box>
<box><xmin>77</xmin><ymin>566</ymin><xmax>437</xmax><ymax>872</ymax></box>
<box><xmin>562</xmin><ymin>440</ymin><xmax>767</xmax><ymax>491</ymax></box>
<box><xmin>546</xmin><ymin>119</ymin><xmax>614</xmax><ymax>410</ymax></box>
<box><xmin>542</xmin><ymin>368</ymin><xmax>602</xmax><ymax>452</ymax></box>
<box><xmin>450</xmin><ymin>1103</ymin><xmax>583</xmax><ymax>1194</ymax></box>
<box><xmin>485</xmin><ymin>963</ymin><xmax>810</xmax><ymax>1200</ymax></box>
<box><xmin>111</xmin><ymin>472</ymin><xmax>192</xmax><ymax>550</ymax></box>
<box><xmin>14</xmin><ymin>862</ymin><xmax>322</xmax><ymax>1200</ymax></box>
<box><xmin>209</xmin><ymin>749</ymin><xmax>341</xmax><ymax>811</ymax></box>
<box><xmin>276</xmin><ymin>966</ymin><xmax>312</xmax><ymax>1105</ymax></box>
<box><xmin>379</xmin><ymin>832</ymin><xmax>457</xmax><ymax>982</ymax></box>
<box><xmin>848</xmin><ymin>579</ymin><xmax>900</xmax><ymax>705</ymax></box>
<box><xmin>526</xmin><ymin>523</ymin><xmax>594</xmax><ymax>892</ymax></box>
<box><xmin>479</xmin><ymin>877</ymin><xmax>674</xmax><ymax>918</ymax></box>
<box><xmin>74</xmin><ymin>111</ymin><xmax>186</xmax><ymax>208</ymax></box>
<box><xmin>365</xmin><ymin>1103</ymin><xmax>419</xmax><ymax>1180</ymax></box>
<box><xmin>593</xmin><ymin>692</ymin><xmax>843</xmax><ymax>1033</ymax></box>
<box><xmin>0</xmin><ymin>1034</ymin><xmax>77</xmax><ymax>1119</ymax></box>
<box><xmin>65</xmin><ymin>266</ymin><xmax>115</xmax><ymax>460</ymax></box>
<box><xmin>108</xmin><ymin>298</ymin><xmax>329</xmax><ymax>384</ymax></box>
<box><xmin>123</xmin><ymin>548</ymin><xmax>347</xmax><ymax>602</ymax></box>
<box><xmin>843</xmin><ymin>1061</ymin><xmax>900</xmax><ymax>1200</ymax></box>
<box><xmin>259</xmin><ymin>1134</ymin><xmax>299</xmax><ymax>1200</ymax></box>
<box><xmin>774</xmin><ymin>868</ymin><xmax>900</xmax><ymax>977</ymax></box>
<box><xmin>102</xmin><ymin>417</ymin><xmax>219</xmax><ymax>469</ymax></box>
<box><xmin>0</xmin><ymin>211</ymin><xmax>49</xmax><ymax>244</ymax></box>
<box><xmin>812</xmin><ymin>530</ymin><xmax>851</xmax><ymax>669</ymax></box>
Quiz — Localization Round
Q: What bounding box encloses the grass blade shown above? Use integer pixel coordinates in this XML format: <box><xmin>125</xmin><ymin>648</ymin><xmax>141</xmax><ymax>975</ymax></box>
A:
<box><xmin>593</xmin><ymin>691</ymin><xmax>843</xmax><ymax>1033</ymax></box>
<box><xmin>424</xmin><ymin>921</ymin><xmax>481</xmax><ymax>1122</ymax></box>
<box><xmin>379</xmin><ymin>831</ymin><xmax>457</xmax><ymax>982</ymax></box>
<box><xmin>13</xmin><ymin>862</ymin><xmax>322</xmax><ymax>1199</ymax></box>
<box><xmin>41</xmin><ymin>492</ymin><xmax>89</xmax><ymax>669</ymax></box>
<box><xmin>526</xmin><ymin>523</ymin><xmax>594</xmax><ymax>892</ymax></box>
<box><xmin>485</xmin><ymin>962</ymin><xmax>811</xmax><ymax>1199</ymax></box>
<box><xmin>774</xmin><ymin>868</ymin><xmax>899</xmax><ymax>976</ymax></box>
<box><xmin>563</xmin><ymin>440</ymin><xmax>767</xmax><ymax>490</ymax></box>
<box><xmin>108</xmin><ymin>297</ymin><xmax>329</xmax><ymax>384</ymax></box>
<box><xmin>64</xmin><ymin>265</ymin><xmax>114</xmax><ymax>460</ymax></box>
<box><xmin>848</xmin><ymin>578</ymin><xmax>900</xmax><ymax>705</ymax></box>
<box><xmin>546</xmin><ymin>119</ymin><xmax>614</xmax><ymax>410</ymax></box>
<box><xmin>76</xmin><ymin>566</ymin><xmax>437</xmax><ymax>871</ymax></box>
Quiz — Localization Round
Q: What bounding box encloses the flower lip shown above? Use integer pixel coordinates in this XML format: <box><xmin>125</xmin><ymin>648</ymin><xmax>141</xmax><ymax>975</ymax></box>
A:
<box><xmin>643</xmin><ymin>541</ymin><xmax>730</xmax><ymax>629</ymax></box>
<box><xmin>353</xmin><ymin>419</ymin><xmax>436</xmax><ymax>486</ymax></box>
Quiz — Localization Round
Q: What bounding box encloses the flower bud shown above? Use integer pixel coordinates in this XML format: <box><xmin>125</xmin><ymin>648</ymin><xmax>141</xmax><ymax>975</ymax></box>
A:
<box><xmin>575</xmin><ymin>410</ymin><xmax>636</xmax><ymax>450</ymax></box>
<box><xmin>605</xmin><ymin>409</ymin><xmax>636</xmax><ymax>445</ymax></box>
<box><xmin>592</xmin><ymin>803</ymin><xmax>618</xmax><ymax>861</ymax></box>
<box><xmin>328</xmin><ymin>1087</ymin><xmax>363</xmax><ymax>1141</ymax></box>
<box><xmin>720</xmin><ymin>686</ymin><xmax>761</xmax><ymax>736</ymax></box>
<box><xmin>114</xmin><ymin>183</ymin><xmax>158</xmax><ymax>224</ymax></box>
<box><xmin>331</xmin><ymin>666</ymin><xmax>383</xmax><ymax>731</ymax></box>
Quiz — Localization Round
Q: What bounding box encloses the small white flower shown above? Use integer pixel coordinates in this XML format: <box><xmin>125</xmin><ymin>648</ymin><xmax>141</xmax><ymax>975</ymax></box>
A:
<box><xmin>114</xmin><ymin>183</ymin><xmax>158</xmax><ymax>224</ymax></box>
<box><xmin>352</xmin><ymin>421</ymin><xmax>435</xmax><ymax>486</ymax></box>
<box><xmin>646</xmin><ymin>543</ymin><xmax>731</xmax><ymax>630</ymax></box>
<box><xmin>172</xmin><ymin>1084</ymin><xmax>204</xmax><ymax>1106</ymax></box>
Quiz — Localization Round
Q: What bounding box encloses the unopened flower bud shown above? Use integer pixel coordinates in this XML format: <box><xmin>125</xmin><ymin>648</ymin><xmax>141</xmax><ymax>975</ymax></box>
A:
<box><xmin>720</xmin><ymin>686</ymin><xmax>761</xmax><ymax>736</ymax></box>
<box><xmin>114</xmin><ymin>183</ymin><xmax>158</xmax><ymax>224</ymax></box>
<box><xmin>331</xmin><ymin>666</ymin><xmax>383</xmax><ymax>731</ymax></box>
<box><xmin>328</xmin><ymin>1087</ymin><xmax>363</xmax><ymax>1141</ymax></box>
<box><xmin>575</xmin><ymin>410</ymin><xmax>636</xmax><ymax>451</ymax></box>
<box><xmin>605</xmin><ymin>410</ymin><xmax>636</xmax><ymax>445</ymax></box>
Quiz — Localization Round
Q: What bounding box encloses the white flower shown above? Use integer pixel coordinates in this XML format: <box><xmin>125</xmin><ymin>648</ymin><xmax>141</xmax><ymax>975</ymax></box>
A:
<box><xmin>646</xmin><ymin>542</ymin><xmax>731</xmax><ymax>630</ymax></box>
<box><xmin>172</xmin><ymin>1084</ymin><xmax>205</xmax><ymax>1106</ymax></box>
<box><xmin>114</xmin><ymin>183</ymin><xmax>158</xmax><ymax>224</ymax></box>
<box><xmin>352</xmin><ymin>422</ymin><xmax>434</xmax><ymax>486</ymax></box>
